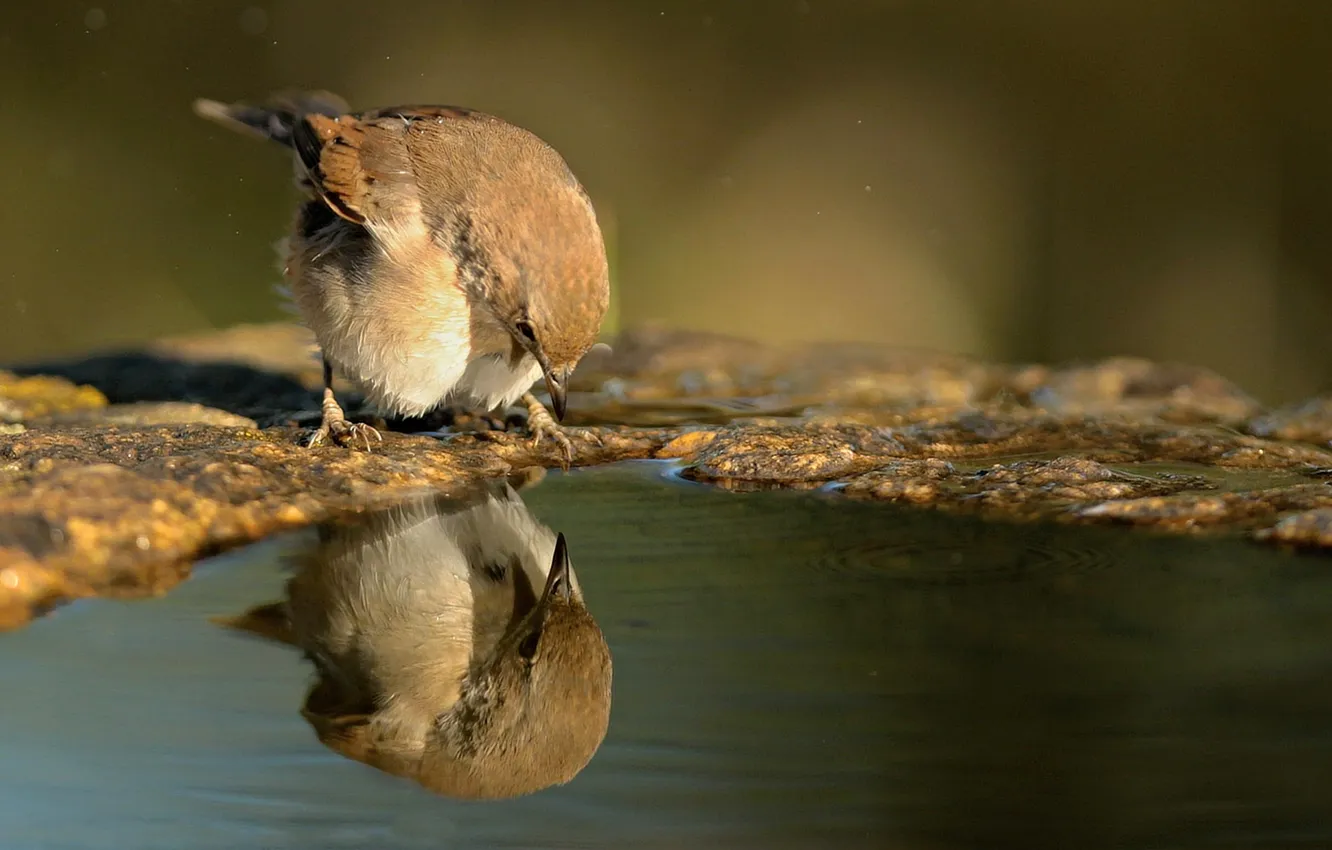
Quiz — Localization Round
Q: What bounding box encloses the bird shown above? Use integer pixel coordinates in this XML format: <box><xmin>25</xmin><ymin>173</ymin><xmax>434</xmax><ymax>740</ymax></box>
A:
<box><xmin>192</xmin><ymin>90</ymin><xmax>611</xmax><ymax>460</ymax></box>
<box><xmin>218</xmin><ymin>477</ymin><xmax>613</xmax><ymax>800</ymax></box>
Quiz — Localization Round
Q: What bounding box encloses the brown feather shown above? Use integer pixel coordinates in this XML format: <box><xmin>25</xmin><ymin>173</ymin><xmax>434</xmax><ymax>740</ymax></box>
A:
<box><xmin>196</xmin><ymin>89</ymin><xmax>610</xmax><ymax>419</ymax></box>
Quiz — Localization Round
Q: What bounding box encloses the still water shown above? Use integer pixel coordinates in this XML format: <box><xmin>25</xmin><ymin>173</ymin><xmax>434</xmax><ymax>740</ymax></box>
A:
<box><xmin>2</xmin><ymin>461</ymin><xmax>1331</xmax><ymax>849</ymax></box>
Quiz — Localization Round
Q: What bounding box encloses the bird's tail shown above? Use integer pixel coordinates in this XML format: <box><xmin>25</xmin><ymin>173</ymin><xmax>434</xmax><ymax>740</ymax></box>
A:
<box><xmin>192</xmin><ymin>90</ymin><xmax>350</xmax><ymax>147</ymax></box>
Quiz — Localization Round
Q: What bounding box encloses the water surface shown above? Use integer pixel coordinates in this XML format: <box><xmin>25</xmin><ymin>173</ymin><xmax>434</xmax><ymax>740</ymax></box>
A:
<box><xmin>3</xmin><ymin>462</ymin><xmax>1331</xmax><ymax>849</ymax></box>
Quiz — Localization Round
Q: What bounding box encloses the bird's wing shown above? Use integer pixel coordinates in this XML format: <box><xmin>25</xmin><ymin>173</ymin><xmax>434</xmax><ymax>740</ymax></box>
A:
<box><xmin>291</xmin><ymin>105</ymin><xmax>485</xmax><ymax>226</ymax></box>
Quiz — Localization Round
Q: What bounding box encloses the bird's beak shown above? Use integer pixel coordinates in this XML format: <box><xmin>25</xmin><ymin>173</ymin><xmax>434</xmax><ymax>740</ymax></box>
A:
<box><xmin>541</xmin><ymin>367</ymin><xmax>567</xmax><ymax>421</ymax></box>
<box><xmin>537</xmin><ymin>532</ymin><xmax>575</xmax><ymax>609</ymax></box>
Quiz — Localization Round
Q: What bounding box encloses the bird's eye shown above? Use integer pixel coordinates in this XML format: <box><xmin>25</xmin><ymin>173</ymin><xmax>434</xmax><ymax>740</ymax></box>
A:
<box><xmin>518</xmin><ymin>630</ymin><xmax>542</xmax><ymax>661</ymax></box>
<box><xmin>515</xmin><ymin>320</ymin><xmax>537</xmax><ymax>343</ymax></box>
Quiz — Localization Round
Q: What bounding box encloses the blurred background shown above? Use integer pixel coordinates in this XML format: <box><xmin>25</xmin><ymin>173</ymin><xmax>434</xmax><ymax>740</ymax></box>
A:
<box><xmin>4</xmin><ymin>0</ymin><xmax>1332</xmax><ymax>402</ymax></box>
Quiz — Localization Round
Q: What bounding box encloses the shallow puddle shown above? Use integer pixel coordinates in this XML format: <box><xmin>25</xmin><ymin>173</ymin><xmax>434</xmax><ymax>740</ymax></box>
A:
<box><xmin>3</xmin><ymin>461</ymin><xmax>1331</xmax><ymax>849</ymax></box>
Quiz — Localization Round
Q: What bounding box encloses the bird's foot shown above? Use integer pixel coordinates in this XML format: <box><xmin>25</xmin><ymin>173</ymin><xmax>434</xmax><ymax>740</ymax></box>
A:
<box><xmin>520</xmin><ymin>393</ymin><xmax>603</xmax><ymax>469</ymax></box>
<box><xmin>307</xmin><ymin>419</ymin><xmax>382</xmax><ymax>451</ymax></box>
<box><xmin>307</xmin><ymin>392</ymin><xmax>382</xmax><ymax>451</ymax></box>
<box><xmin>524</xmin><ymin>398</ymin><xmax>574</xmax><ymax>467</ymax></box>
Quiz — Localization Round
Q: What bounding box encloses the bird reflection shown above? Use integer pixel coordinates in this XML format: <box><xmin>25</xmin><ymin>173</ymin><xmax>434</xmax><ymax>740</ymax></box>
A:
<box><xmin>219</xmin><ymin>469</ymin><xmax>613</xmax><ymax>800</ymax></box>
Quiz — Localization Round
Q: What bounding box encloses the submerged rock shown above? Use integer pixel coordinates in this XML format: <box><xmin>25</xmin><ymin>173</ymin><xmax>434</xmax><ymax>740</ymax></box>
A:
<box><xmin>2</xmin><ymin>321</ymin><xmax>1331</xmax><ymax>629</ymax></box>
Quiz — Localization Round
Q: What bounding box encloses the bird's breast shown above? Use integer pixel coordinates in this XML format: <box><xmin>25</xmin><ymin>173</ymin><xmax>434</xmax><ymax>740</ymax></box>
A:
<box><xmin>288</xmin><ymin>223</ymin><xmax>483</xmax><ymax>417</ymax></box>
<box><xmin>285</xmin><ymin>209</ymin><xmax>545</xmax><ymax>416</ymax></box>
<box><xmin>457</xmin><ymin>355</ymin><xmax>543</xmax><ymax>412</ymax></box>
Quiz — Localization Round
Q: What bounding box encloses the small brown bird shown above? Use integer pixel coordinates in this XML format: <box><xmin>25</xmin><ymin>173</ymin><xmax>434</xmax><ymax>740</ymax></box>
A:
<box><xmin>219</xmin><ymin>478</ymin><xmax>613</xmax><ymax>799</ymax></box>
<box><xmin>192</xmin><ymin>90</ymin><xmax>610</xmax><ymax>457</ymax></box>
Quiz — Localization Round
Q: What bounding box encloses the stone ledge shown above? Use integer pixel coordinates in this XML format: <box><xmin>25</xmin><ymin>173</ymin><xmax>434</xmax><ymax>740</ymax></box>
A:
<box><xmin>2</xmin><ymin>322</ymin><xmax>1330</xmax><ymax>630</ymax></box>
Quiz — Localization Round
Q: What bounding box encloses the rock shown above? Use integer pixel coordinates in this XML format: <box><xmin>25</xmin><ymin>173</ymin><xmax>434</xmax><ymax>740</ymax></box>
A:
<box><xmin>575</xmin><ymin>328</ymin><xmax>1259</xmax><ymax>426</ymax></box>
<box><xmin>8</xmin><ymin>355</ymin><xmax>316</xmax><ymax>428</ymax></box>
<box><xmin>1254</xmin><ymin>507</ymin><xmax>1332</xmax><ymax>548</ymax></box>
<box><xmin>887</xmin><ymin>414</ymin><xmax>1332</xmax><ymax>468</ymax></box>
<box><xmin>1011</xmin><ymin>357</ymin><xmax>1261</xmax><ymax>424</ymax></box>
<box><xmin>3</xmin><ymin>320</ymin><xmax>1332</xmax><ymax>630</ymax></box>
<box><xmin>836</xmin><ymin>458</ymin><xmax>958</xmax><ymax>503</ymax></box>
<box><xmin>29</xmin><ymin>402</ymin><xmax>258</xmax><ymax>429</ymax></box>
<box><xmin>1075</xmin><ymin>484</ymin><xmax>1332</xmax><ymax>532</ymax></box>
<box><xmin>0</xmin><ymin>370</ymin><xmax>107</xmax><ymax>422</ymax></box>
<box><xmin>0</xmin><ymin>423</ymin><xmax>665</xmax><ymax>630</ymax></box>
<box><xmin>573</xmin><ymin>326</ymin><xmax>1000</xmax><ymax>414</ymax></box>
<box><xmin>1248</xmin><ymin>397</ymin><xmax>1332</xmax><ymax>445</ymax></box>
<box><xmin>840</xmin><ymin>457</ymin><xmax>1209</xmax><ymax>519</ymax></box>
<box><xmin>679</xmin><ymin>424</ymin><xmax>907</xmax><ymax>487</ymax></box>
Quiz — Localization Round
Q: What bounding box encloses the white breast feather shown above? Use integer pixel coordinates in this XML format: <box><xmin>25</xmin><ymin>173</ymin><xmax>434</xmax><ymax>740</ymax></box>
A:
<box><xmin>458</xmin><ymin>355</ymin><xmax>544</xmax><ymax>412</ymax></box>
<box><xmin>282</xmin><ymin>210</ymin><xmax>543</xmax><ymax>417</ymax></box>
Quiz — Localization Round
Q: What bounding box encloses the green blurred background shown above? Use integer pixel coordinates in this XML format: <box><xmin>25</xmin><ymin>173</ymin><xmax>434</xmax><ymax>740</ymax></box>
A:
<box><xmin>5</xmin><ymin>0</ymin><xmax>1332</xmax><ymax>402</ymax></box>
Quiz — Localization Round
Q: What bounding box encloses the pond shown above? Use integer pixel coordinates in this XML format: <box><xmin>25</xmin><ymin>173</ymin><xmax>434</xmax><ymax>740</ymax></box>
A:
<box><xmin>3</xmin><ymin>461</ymin><xmax>1331</xmax><ymax>849</ymax></box>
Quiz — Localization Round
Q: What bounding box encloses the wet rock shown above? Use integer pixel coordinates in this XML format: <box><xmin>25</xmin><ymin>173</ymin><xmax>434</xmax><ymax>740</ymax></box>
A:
<box><xmin>9</xmin><ymin>324</ymin><xmax>329</xmax><ymax>426</ymax></box>
<box><xmin>677</xmin><ymin>424</ymin><xmax>906</xmax><ymax>487</ymax></box>
<box><xmin>5</xmin><ymin>320</ymin><xmax>1332</xmax><ymax>630</ymax></box>
<box><xmin>1247</xmin><ymin>397</ymin><xmax>1332</xmax><ymax>446</ymax></box>
<box><xmin>1254</xmin><ymin>508</ymin><xmax>1332</xmax><ymax>548</ymax></box>
<box><xmin>574</xmin><ymin>327</ymin><xmax>999</xmax><ymax>418</ymax></box>
<box><xmin>574</xmin><ymin>328</ymin><xmax>1259</xmax><ymax>427</ymax></box>
<box><xmin>887</xmin><ymin>416</ymin><xmax>1332</xmax><ymax>469</ymax></box>
<box><xmin>1011</xmin><ymin>358</ymin><xmax>1261</xmax><ymax>424</ymax></box>
<box><xmin>838</xmin><ymin>457</ymin><xmax>1208</xmax><ymax>517</ymax></box>
<box><xmin>573</xmin><ymin>326</ymin><xmax>777</xmax><ymax>400</ymax></box>
<box><xmin>959</xmin><ymin>456</ymin><xmax>1205</xmax><ymax>508</ymax></box>
<box><xmin>837</xmin><ymin>458</ymin><xmax>958</xmax><ymax>503</ymax></box>
<box><xmin>29</xmin><ymin>402</ymin><xmax>258</xmax><ymax>429</ymax></box>
<box><xmin>10</xmin><ymin>352</ymin><xmax>317</xmax><ymax>426</ymax></box>
<box><xmin>0</xmin><ymin>370</ymin><xmax>107</xmax><ymax>422</ymax></box>
<box><xmin>0</xmin><ymin>423</ymin><xmax>666</xmax><ymax>630</ymax></box>
<box><xmin>1075</xmin><ymin>484</ymin><xmax>1332</xmax><ymax>533</ymax></box>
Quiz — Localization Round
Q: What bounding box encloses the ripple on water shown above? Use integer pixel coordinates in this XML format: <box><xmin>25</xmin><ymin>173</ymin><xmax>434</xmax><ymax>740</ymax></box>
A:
<box><xmin>809</xmin><ymin>513</ymin><xmax>1119</xmax><ymax>585</ymax></box>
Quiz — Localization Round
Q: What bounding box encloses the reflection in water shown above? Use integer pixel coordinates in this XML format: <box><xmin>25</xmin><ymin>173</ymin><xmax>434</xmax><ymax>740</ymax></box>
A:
<box><xmin>7</xmin><ymin>465</ymin><xmax>1332</xmax><ymax>847</ymax></box>
<box><xmin>220</xmin><ymin>472</ymin><xmax>612</xmax><ymax>800</ymax></box>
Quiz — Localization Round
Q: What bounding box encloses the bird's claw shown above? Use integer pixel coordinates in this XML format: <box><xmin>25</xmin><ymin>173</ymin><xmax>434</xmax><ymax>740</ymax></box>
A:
<box><xmin>307</xmin><ymin>419</ymin><xmax>383</xmax><ymax>451</ymax></box>
<box><xmin>308</xmin><ymin>379</ymin><xmax>383</xmax><ymax>451</ymax></box>
<box><xmin>524</xmin><ymin>401</ymin><xmax>576</xmax><ymax>468</ymax></box>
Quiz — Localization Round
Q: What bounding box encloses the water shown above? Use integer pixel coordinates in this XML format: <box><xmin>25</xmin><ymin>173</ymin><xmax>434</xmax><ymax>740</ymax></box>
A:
<box><xmin>2</xmin><ymin>461</ymin><xmax>1331</xmax><ymax>849</ymax></box>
